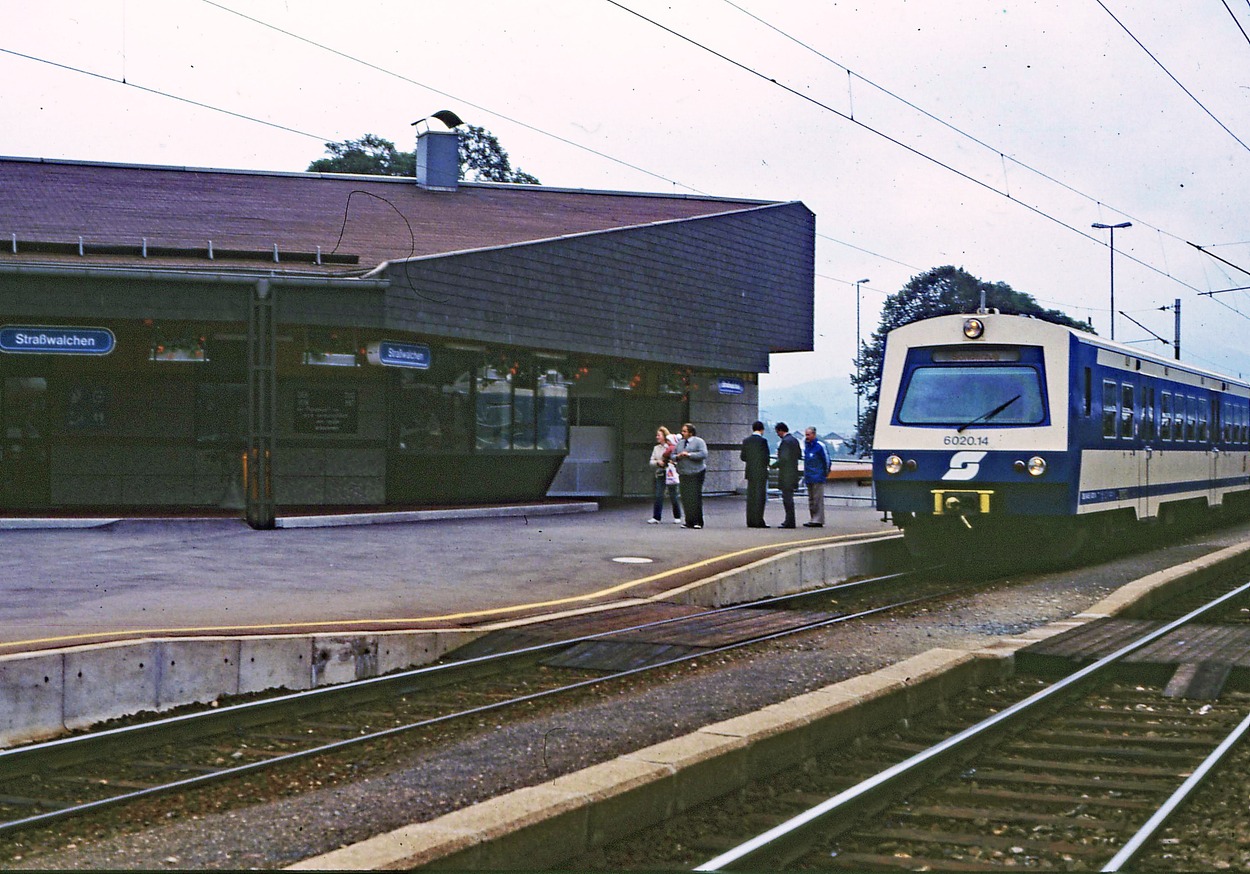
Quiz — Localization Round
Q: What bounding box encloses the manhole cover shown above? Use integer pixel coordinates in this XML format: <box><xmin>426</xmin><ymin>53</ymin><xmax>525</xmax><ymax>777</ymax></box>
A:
<box><xmin>611</xmin><ymin>556</ymin><xmax>654</xmax><ymax>564</ymax></box>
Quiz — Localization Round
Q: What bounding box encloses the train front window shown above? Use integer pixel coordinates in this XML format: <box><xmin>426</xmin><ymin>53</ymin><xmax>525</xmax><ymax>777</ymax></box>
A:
<box><xmin>896</xmin><ymin>365</ymin><xmax>1046</xmax><ymax>426</ymax></box>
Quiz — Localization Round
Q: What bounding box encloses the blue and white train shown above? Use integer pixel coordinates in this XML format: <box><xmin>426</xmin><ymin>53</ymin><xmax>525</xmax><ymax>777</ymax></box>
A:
<box><xmin>872</xmin><ymin>312</ymin><xmax>1250</xmax><ymax>559</ymax></box>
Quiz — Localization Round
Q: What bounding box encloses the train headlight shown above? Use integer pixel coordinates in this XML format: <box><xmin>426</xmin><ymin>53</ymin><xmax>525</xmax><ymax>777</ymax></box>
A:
<box><xmin>1027</xmin><ymin>456</ymin><xmax>1047</xmax><ymax>477</ymax></box>
<box><xmin>962</xmin><ymin>317</ymin><xmax>985</xmax><ymax>339</ymax></box>
<box><xmin>885</xmin><ymin>454</ymin><xmax>904</xmax><ymax>474</ymax></box>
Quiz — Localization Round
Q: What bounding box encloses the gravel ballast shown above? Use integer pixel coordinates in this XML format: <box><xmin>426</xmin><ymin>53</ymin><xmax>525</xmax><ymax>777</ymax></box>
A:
<box><xmin>6</xmin><ymin>522</ymin><xmax>1250</xmax><ymax>870</ymax></box>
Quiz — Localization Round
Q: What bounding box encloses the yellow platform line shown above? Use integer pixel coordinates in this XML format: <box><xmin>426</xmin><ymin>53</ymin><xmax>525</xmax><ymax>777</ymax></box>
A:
<box><xmin>6</xmin><ymin>532</ymin><xmax>884</xmax><ymax>651</ymax></box>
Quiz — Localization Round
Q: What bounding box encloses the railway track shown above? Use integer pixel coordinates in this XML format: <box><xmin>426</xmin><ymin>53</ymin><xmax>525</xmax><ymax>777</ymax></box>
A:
<box><xmin>0</xmin><ymin>567</ymin><xmax>967</xmax><ymax>843</ymax></box>
<box><xmin>684</xmin><ymin>577</ymin><xmax>1250</xmax><ymax>872</ymax></box>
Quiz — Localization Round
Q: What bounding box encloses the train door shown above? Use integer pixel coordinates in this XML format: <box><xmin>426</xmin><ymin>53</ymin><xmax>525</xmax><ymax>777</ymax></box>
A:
<box><xmin>1115</xmin><ymin>380</ymin><xmax>1145</xmax><ymax>520</ymax></box>
<box><xmin>1</xmin><ymin>376</ymin><xmax>51</xmax><ymax>507</ymax></box>
<box><xmin>1139</xmin><ymin>382</ymin><xmax>1156</xmax><ymax>519</ymax></box>
<box><xmin>1209</xmin><ymin>395</ymin><xmax>1220</xmax><ymax>508</ymax></box>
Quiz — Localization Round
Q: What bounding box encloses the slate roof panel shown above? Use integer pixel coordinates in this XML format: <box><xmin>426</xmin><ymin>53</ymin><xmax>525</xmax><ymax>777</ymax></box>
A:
<box><xmin>0</xmin><ymin>158</ymin><xmax>769</xmax><ymax>273</ymax></box>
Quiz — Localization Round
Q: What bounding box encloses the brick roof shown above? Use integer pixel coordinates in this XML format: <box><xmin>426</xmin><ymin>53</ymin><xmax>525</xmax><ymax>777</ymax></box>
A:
<box><xmin>0</xmin><ymin>157</ymin><xmax>770</xmax><ymax>275</ymax></box>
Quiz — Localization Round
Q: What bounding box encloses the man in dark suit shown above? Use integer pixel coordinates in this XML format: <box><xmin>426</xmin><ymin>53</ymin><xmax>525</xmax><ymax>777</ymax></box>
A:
<box><xmin>773</xmin><ymin>422</ymin><xmax>801</xmax><ymax>529</ymax></box>
<box><xmin>740</xmin><ymin>420</ymin><xmax>771</xmax><ymax>527</ymax></box>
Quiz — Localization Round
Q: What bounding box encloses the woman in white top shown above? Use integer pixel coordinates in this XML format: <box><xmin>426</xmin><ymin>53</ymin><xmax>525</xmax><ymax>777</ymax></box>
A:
<box><xmin>648</xmin><ymin>426</ymin><xmax>683</xmax><ymax>523</ymax></box>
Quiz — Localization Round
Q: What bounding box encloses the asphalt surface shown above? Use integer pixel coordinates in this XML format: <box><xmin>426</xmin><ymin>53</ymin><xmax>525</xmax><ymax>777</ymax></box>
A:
<box><xmin>0</xmin><ymin>496</ymin><xmax>893</xmax><ymax>655</ymax></box>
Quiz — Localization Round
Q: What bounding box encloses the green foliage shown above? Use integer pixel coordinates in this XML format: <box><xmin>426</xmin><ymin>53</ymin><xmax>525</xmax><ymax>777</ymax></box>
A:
<box><xmin>306</xmin><ymin>127</ymin><xmax>539</xmax><ymax>184</ymax></box>
<box><xmin>853</xmin><ymin>265</ymin><xmax>1092</xmax><ymax>450</ymax></box>
<box><xmin>307</xmin><ymin>134</ymin><xmax>414</xmax><ymax>176</ymax></box>
<box><xmin>457</xmin><ymin>125</ymin><xmax>540</xmax><ymax>184</ymax></box>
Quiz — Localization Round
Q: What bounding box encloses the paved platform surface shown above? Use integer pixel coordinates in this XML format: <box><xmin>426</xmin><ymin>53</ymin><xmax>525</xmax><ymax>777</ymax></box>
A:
<box><xmin>0</xmin><ymin>497</ymin><xmax>893</xmax><ymax>656</ymax></box>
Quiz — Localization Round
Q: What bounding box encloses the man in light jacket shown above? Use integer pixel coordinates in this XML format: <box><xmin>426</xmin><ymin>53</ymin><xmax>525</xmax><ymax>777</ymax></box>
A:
<box><xmin>674</xmin><ymin>422</ymin><xmax>708</xmax><ymax>529</ymax></box>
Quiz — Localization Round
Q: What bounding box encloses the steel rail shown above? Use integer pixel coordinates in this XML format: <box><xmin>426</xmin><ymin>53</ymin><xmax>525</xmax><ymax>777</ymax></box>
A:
<box><xmin>0</xmin><ymin>567</ymin><xmax>943</xmax><ymax>835</ymax></box>
<box><xmin>0</xmin><ymin>564</ymin><xmax>915</xmax><ymax>779</ymax></box>
<box><xmin>1102</xmin><ymin>704</ymin><xmax>1250</xmax><ymax>871</ymax></box>
<box><xmin>696</xmin><ymin>577</ymin><xmax>1250</xmax><ymax>872</ymax></box>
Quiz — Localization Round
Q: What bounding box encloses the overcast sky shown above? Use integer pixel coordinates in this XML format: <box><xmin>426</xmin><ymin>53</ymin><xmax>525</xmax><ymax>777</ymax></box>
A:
<box><xmin>5</xmin><ymin>0</ymin><xmax>1250</xmax><ymax>390</ymax></box>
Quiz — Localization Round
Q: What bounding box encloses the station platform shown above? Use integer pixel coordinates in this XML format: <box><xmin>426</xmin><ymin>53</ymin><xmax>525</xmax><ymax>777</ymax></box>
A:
<box><xmin>0</xmin><ymin>496</ymin><xmax>894</xmax><ymax>658</ymax></box>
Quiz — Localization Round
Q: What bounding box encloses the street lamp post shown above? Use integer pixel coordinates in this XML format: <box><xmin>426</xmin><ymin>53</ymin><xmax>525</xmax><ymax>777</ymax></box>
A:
<box><xmin>1092</xmin><ymin>222</ymin><xmax>1131</xmax><ymax>340</ymax></box>
<box><xmin>854</xmin><ymin>278</ymin><xmax>870</xmax><ymax>453</ymax></box>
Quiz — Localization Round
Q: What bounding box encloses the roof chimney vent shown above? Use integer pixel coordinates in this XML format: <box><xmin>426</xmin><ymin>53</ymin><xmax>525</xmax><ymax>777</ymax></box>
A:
<box><xmin>413</xmin><ymin>111</ymin><xmax>463</xmax><ymax>191</ymax></box>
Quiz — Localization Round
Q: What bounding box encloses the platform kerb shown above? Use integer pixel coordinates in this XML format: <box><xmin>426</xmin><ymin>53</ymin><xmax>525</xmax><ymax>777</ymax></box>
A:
<box><xmin>293</xmin><ymin>647</ymin><xmax>1008</xmax><ymax>871</ymax></box>
<box><xmin>666</xmin><ymin>536</ymin><xmax>901</xmax><ymax>608</ymax></box>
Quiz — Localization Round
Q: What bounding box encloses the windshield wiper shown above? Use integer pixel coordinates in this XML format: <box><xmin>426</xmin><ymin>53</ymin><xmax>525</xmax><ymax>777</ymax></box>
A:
<box><xmin>957</xmin><ymin>394</ymin><xmax>1021</xmax><ymax>433</ymax></box>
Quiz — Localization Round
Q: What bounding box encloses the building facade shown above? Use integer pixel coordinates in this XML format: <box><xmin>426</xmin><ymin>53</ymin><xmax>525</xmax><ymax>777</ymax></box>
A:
<box><xmin>0</xmin><ymin>138</ymin><xmax>814</xmax><ymax>526</ymax></box>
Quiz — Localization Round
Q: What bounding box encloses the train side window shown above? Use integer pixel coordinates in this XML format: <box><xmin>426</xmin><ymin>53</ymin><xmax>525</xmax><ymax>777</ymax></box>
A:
<box><xmin>1102</xmin><ymin>380</ymin><xmax>1118</xmax><ymax>438</ymax></box>
<box><xmin>1120</xmin><ymin>383</ymin><xmax>1135</xmax><ymax>439</ymax></box>
<box><xmin>1221</xmin><ymin>399</ymin><xmax>1231</xmax><ymax>444</ymax></box>
<box><xmin>1140</xmin><ymin>385</ymin><xmax>1155</xmax><ymax>441</ymax></box>
<box><xmin>1186</xmin><ymin>395</ymin><xmax>1198</xmax><ymax>442</ymax></box>
<box><xmin>1083</xmin><ymin>368</ymin><xmax>1092</xmax><ymax>417</ymax></box>
<box><xmin>1199</xmin><ymin>398</ymin><xmax>1209</xmax><ymax>443</ymax></box>
<box><xmin>1160</xmin><ymin>391</ymin><xmax>1172</xmax><ymax>441</ymax></box>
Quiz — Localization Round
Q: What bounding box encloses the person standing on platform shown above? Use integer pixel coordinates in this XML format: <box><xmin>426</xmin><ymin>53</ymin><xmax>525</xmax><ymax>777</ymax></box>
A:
<box><xmin>740</xmin><ymin>420</ymin><xmax>770</xmax><ymax>527</ymax></box>
<box><xmin>674</xmin><ymin>422</ymin><xmax>708</xmax><ymax>529</ymax></box>
<box><xmin>647</xmin><ymin>426</ymin><xmax>683</xmax><ymax>524</ymax></box>
<box><xmin>773</xmin><ymin>422</ymin><xmax>801</xmax><ymax>529</ymax></box>
<box><xmin>803</xmin><ymin>426</ymin><xmax>831</xmax><ymax>528</ymax></box>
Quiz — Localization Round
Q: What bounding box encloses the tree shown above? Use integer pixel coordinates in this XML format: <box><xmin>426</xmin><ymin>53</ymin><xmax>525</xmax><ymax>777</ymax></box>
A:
<box><xmin>306</xmin><ymin>127</ymin><xmax>539</xmax><ymax>184</ymax></box>
<box><xmin>457</xmin><ymin>125</ymin><xmax>539</xmax><ymax>184</ymax></box>
<box><xmin>851</xmin><ymin>265</ymin><xmax>1092</xmax><ymax>451</ymax></box>
<box><xmin>307</xmin><ymin>134</ymin><xmax>414</xmax><ymax>176</ymax></box>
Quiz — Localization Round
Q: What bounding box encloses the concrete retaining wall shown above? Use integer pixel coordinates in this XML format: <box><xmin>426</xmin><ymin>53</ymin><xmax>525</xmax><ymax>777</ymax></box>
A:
<box><xmin>0</xmin><ymin>631</ymin><xmax>467</xmax><ymax>747</ymax></box>
<box><xmin>0</xmin><ymin>533</ymin><xmax>902</xmax><ymax>748</ymax></box>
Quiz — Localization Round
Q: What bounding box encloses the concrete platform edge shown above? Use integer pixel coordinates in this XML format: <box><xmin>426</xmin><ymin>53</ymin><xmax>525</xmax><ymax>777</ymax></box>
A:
<box><xmin>273</xmin><ymin>502</ymin><xmax>600</xmax><ymax>529</ymax></box>
<box><xmin>287</xmin><ymin>537</ymin><xmax>1250</xmax><ymax>871</ymax></box>
<box><xmin>0</xmin><ymin>532</ymin><xmax>898</xmax><ymax>748</ymax></box>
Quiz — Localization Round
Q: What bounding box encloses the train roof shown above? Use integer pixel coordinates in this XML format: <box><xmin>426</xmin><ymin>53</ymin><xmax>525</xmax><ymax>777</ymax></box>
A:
<box><xmin>890</xmin><ymin>312</ymin><xmax>1250</xmax><ymax>391</ymax></box>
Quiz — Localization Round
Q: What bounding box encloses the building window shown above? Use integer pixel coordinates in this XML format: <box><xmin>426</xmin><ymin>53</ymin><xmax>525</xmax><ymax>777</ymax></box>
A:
<box><xmin>537</xmin><ymin>366</ymin><xmax>570</xmax><ymax>450</ymax></box>
<box><xmin>476</xmin><ymin>358</ymin><xmax>513</xmax><ymax>451</ymax></box>
<box><xmin>393</xmin><ymin>350</ymin><xmax>472</xmax><ymax>453</ymax></box>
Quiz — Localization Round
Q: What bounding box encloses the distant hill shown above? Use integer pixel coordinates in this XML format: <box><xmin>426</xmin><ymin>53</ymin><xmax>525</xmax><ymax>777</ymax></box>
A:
<box><xmin>758</xmin><ymin>376</ymin><xmax>859</xmax><ymax>442</ymax></box>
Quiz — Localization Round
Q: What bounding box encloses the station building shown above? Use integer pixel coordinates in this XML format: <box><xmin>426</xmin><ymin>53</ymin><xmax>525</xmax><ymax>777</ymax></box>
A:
<box><xmin>0</xmin><ymin>130</ymin><xmax>815</xmax><ymax>526</ymax></box>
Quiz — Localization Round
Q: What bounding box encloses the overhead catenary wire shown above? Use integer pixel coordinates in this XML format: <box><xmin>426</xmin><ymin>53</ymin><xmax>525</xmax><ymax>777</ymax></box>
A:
<box><xmin>198</xmin><ymin>0</ymin><xmax>693</xmax><ymax>194</ymax></box>
<box><xmin>603</xmin><ymin>1</ymin><xmax>1205</xmax><ymax>296</ymax></box>
<box><xmin>1223</xmin><ymin>0</ymin><xmax>1250</xmax><ymax>48</ymax></box>
<box><xmin>3</xmin><ymin>2</ymin><xmax>1212</xmax><ymax>304</ymax></box>
<box><xmin>716</xmin><ymin>0</ymin><xmax>1214</xmax><ymax>276</ymax></box>
<box><xmin>2</xmin><ymin>1</ymin><xmax>1240</xmax><ymax>364</ymax></box>
<box><xmin>1095</xmin><ymin>0</ymin><xmax>1250</xmax><ymax>153</ymax></box>
<box><xmin>0</xmin><ymin>47</ymin><xmax>333</xmax><ymax>144</ymax></box>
